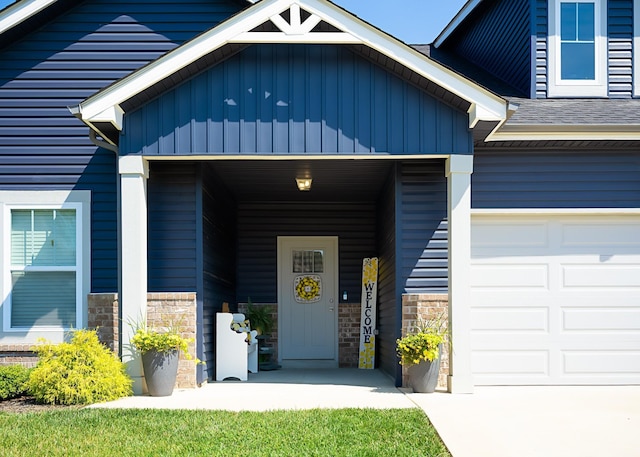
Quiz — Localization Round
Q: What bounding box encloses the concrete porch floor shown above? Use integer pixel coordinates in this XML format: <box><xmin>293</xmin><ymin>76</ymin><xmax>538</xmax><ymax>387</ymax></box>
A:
<box><xmin>92</xmin><ymin>368</ymin><xmax>416</xmax><ymax>411</ymax></box>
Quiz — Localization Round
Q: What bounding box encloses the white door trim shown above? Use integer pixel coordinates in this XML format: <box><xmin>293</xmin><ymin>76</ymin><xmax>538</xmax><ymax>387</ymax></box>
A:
<box><xmin>277</xmin><ymin>236</ymin><xmax>339</xmax><ymax>366</ymax></box>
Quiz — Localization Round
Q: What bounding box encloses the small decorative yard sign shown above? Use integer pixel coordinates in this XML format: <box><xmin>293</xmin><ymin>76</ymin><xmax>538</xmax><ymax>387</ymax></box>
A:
<box><xmin>358</xmin><ymin>257</ymin><xmax>378</xmax><ymax>369</ymax></box>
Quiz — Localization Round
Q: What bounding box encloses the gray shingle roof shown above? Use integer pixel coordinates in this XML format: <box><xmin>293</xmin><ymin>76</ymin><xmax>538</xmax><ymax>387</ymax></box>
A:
<box><xmin>506</xmin><ymin>97</ymin><xmax>640</xmax><ymax>125</ymax></box>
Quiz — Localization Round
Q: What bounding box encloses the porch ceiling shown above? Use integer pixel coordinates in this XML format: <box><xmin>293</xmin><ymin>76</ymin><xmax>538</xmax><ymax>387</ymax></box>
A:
<box><xmin>207</xmin><ymin>159</ymin><xmax>395</xmax><ymax>202</ymax></box>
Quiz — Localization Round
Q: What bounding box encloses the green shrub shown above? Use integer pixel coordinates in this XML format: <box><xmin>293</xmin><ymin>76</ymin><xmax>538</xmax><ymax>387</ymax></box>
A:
<box><xmin>0</xmin><ymin>364</ymin><xmax>32</xmax><ymax>400</ymax></box>
<box><xmin>26</xmin><ymin>329</ymin><xmax>132</xmax><ymax>405</ymax></box>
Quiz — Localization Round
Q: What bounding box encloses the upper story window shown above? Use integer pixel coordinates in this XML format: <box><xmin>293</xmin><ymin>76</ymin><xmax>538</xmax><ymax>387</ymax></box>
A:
<box><xmin>548</xmin><ymin>0</ymin><xmax>607</xmax><ymax>97</ymax></box>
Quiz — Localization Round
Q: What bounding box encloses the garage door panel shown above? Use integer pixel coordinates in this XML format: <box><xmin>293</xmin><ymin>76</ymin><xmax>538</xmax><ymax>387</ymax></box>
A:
<box><xmin>472</xmin><ymin>307</ymin><xmax>549</xmax><ymax>333</ymax></box>
<box><xmin>562</xmin><ymin>308</ymin><xmax>640</xmax><ymax>331</ymax></box>
<box><xmin>471</xmin><ymin>214</ymin><xmax>640</xmax><ymax>386</ymax></box>
<box><xmin>563</xmin><ymin>351</ymin><xmax>640</xmax><ymax>375</ymax></box>
<box><xmin>472</xmin><ymin>351</ymin><xmax>549</xmax><ymax>377</ymax></box>
<box><xmin>472</xmin><ymin>223</ymin><xmax>548</xmax><ymax>248</ymax></box>
<box><xmin>471</xmin><ymin>264</ymin><xmax>548</xmax><ymax>288</ymax></box>
<box><xmin>562</xmin><ymin>265</ymin><xmax>640</xmax><ymax>288</ymax></box>
<box><xmin>561</xmin><ymin>223</ymin><xmax>640</xmax><ymax>248</ymax></box>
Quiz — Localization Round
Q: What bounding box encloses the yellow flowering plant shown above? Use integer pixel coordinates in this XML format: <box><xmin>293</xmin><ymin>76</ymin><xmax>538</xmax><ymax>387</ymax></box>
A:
<box><xmin>130</xmin><ymin>320</ymin><xmax>198</xmax><ymax>362</ymax></box>
<box><xmin>396</xmin><ymin>315</ymin><xmax>448</xmax><ymax>367</ymax></box>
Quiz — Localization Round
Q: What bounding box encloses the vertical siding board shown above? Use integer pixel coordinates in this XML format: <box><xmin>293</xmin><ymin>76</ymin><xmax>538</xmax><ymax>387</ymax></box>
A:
<box><xmin>338</xmin><ymin>51</ymin><xmax>356</xmax><ymax>154</ymax></box>
<box><xmin>372</xmin><ymin>70</ymin><xmax>388</xmax><ymax>153</ymax></box>
<box><xmin>160</xmin><ymin>90</ymin><xmax>175</xmax><ymax>154</ymax></box>
<box><xmin>257</xmin><ymin>46</ymin><xmax>274</xmax><ymax>153</ymax></box>
<box><xmin>176</xmin><ymin>83</ymin><xmax>192</xmax><ymax>154</ymax></box>
<box><xmin>208</xmin><ymin>65</ymin><xmax>225</xmax><ymax>153</ymax></box>
<box><xmin>306</xmin><ymin>46</ymin><xmax>323</xmax><ymax>153</ymax></box>
<box><xmin>241</xmin><ymin>47</ymin><xmax>258</xmax><ymax>154</ymax></box>
<box><xmin>388</xmin><ymin>77</ymin><xmax>404</xmax><ymax>153</ymax></box>
<box><xmin>273</xmin><ymin>46</ymin><xmax>290</xmax><ymax>153</ymax></box>
<box><xmin>192</xmin><ymin>73</ymin><xmax>208</xmax><ymax>153</ymax></box>
<box><xmin>224</xmin><ymin>57</ymin><xmax>240</xmax><ymax>153</ymax></box>
<box><xmin>322</xmin><ymin>46</ymin><xmax>339</xmax><ymax>154</ymax></box>
<box><xmin>355</xmin><ymin>58</ymin><xmax>371</xmax><ymax>153</ymax></box>
<box><xmin>289</xmin><ymin>47</ymin><xmax>306</xmax><ymax>153</ymax></box>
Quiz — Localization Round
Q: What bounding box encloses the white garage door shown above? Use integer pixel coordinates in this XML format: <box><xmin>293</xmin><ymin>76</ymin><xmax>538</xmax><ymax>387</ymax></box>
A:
<box><xmin>470</xmin><ymin>214</ymin><xmax>640</xmax><ymax>385</ymax></box>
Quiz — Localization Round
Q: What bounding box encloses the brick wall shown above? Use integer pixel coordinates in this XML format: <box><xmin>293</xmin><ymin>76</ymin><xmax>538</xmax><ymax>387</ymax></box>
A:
<box><xmin>0</xmin><ymin>344</ymin><xmax>38</xmax><ymax>368</ymax></box>
<box><xmin>87</xmin><ymin>292</ymin><xmax>198</xmax><ymax>389</ymax></box>
<box><xmin>87</xmin><ymin>293</ymin><xmax>119</xmax><ymax>352</ymax></box>
<box><xmin>401</xmin><ymin>294</ymin><xmax>449</xmax><ymax>390</ymax></box>
<box><xmin>339</xmin><ymin>303</ymin><xmax>361</xmax><ymax>367</ymax></box>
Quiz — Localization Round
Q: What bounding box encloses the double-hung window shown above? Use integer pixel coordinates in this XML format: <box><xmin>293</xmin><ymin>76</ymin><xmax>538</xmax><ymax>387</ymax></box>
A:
<box><xmin>2</xmin><ymin>191</ymin><xmax>90</xmax><ymax>333</ymax></box>
<box><xmin>548</xmin><ymin>0</ymin><xmax>607</xmax><ymax>97</ymax></box>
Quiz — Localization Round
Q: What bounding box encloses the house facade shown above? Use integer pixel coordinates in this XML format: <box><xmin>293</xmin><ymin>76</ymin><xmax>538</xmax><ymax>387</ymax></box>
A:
<box><xmin>0</xmin><ymin>0</ymin><xmax>638</xmax><ymax>393</ymax></box>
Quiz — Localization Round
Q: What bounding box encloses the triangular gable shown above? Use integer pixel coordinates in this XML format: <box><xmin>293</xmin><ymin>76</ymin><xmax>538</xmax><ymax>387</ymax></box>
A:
<box><xmin>70</xmin><ymin>0</ymin><xmax>507</xmax><ymax>146</ymax></box>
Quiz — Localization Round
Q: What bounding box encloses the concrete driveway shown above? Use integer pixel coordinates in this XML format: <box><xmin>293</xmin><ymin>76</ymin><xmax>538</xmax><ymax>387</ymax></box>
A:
<box><xmin>408</xmin><ymin>386</ymin><xmax>640</xmax><ymax>457</ymax></box>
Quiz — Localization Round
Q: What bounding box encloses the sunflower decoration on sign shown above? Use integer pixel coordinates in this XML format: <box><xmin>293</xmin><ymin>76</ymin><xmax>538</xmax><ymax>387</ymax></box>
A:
<box><xmin>294</xmin><ymin>275</ymin><xmax>322</xmax><ymax>303</ymax></box>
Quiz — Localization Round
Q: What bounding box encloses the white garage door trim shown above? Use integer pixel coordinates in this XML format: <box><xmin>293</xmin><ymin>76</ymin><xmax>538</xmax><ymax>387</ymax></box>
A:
<box><xmin>470</xmin><ymin>210</ymin><xmax>640</xmax><ymax>386</ymax></box>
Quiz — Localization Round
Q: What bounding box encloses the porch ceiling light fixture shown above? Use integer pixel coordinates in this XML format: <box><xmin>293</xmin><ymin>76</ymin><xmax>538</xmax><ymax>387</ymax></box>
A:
<box><xmin>296</xmin><ymin>177</ymin><xmax>312</xmax><ymax>191</ymax></box>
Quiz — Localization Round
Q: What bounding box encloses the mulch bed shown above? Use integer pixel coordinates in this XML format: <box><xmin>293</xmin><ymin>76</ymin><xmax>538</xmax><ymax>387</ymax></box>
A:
<box><xmin>0</xmin><ymin>397</ymin><xmax>76</xmax><ymax>414</ymax></box>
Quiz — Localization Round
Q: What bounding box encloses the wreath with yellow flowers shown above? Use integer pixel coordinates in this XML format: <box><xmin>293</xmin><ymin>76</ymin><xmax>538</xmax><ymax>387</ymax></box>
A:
<box><xmin>294</xmin><ymin>275</ymin><xmax>321</xmax><ymax>303</ymax></box>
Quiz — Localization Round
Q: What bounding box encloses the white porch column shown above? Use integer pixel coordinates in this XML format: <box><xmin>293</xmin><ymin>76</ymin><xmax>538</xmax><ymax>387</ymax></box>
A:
<box><xmin>119</xmin><ymin>155</ymin><xmax>149</xmax><ymax>395</ymax></box>
<box><xmin>446</xmin><ymin>154</ymin><xmax>474</xmax><ymax>393</ymax></box>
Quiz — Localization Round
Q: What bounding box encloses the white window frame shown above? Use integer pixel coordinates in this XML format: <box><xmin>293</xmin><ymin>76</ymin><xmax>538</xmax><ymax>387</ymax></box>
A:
<box><xmin>1</xmin><ymin>191</ymin><xmax>90</xmax><ymax>334</ymax></box>
<box><xmin>548</xmin><ymin>0</ymin><xmax>608</xmax><ymax>97</ymax></box>
<box><xmin>634</xmin><ymin>0</ymin><xmax>640</xmax><ymax>97</ymax></box>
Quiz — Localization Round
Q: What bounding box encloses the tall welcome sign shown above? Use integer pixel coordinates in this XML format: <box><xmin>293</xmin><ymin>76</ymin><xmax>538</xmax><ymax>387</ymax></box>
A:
<box><xmin>358</xmin><ymin>257</ymin><xmax>378</xmax><ymax>369</ymax></box>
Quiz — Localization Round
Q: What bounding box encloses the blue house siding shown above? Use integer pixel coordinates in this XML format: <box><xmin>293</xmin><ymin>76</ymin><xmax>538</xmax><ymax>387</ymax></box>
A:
<box><xmin>441</xmin><ymin>0</ymin><xmax>531</xmax><ymax>97</ymax></box>
<box><xmin>608</xmin><ymin>0</ymin><xmax>634</xmax><ymax>98</ymax></box>
<box><xmin>121</xmin><ymin>44</ymin><xmax>472</xmax><ymax>156</ymax></box>
<box><xmin>399</xmin><ymin>161</ymin><xmax>448</xmax><ymax>293</ymax></box>
<box><xmin>376</xmin><ymin>166</ymin><xmax>399</xmax><ymax>380</ymax></box>
<box><xmin>0</xmin><ymin>0</ymin><xmax>243</xmax><ymax>293</ymax></box>
<box><xmin>472</xmin><ymin>151</ymin><xmax>640</xmax><ymax>208</ymax></box>
<box><xmin>147</xmin><ymin>162</ymin><xmax>198</xmax><ymax>292</ymax></box>
<box><xmin>200</xmin><ymin>163</ymin><xmax>237</xmax><ymax>381</ymax></box>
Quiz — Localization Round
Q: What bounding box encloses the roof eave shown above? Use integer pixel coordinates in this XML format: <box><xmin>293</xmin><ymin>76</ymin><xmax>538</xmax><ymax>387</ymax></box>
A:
<box><xmin>486</xmin><ymin>124</ymin><xmax>640</xmax><ymax>142</ymax></box>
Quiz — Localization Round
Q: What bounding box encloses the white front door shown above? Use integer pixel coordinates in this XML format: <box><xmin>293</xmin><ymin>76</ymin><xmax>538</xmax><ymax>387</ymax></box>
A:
<box><xmin>278</xmin><ymin>236</ymin><xmax>338</xmax><ymax>362</ymax></box>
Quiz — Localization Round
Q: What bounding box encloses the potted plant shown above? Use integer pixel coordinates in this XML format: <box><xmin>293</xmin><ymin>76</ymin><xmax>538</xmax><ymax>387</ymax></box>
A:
<box><xmin>244</xmin><ymin>297</ymin><xmax>274</xmax><ymax>335</ymax></box>
<box><xmin>131</xmin><ymin>322</ymin><xmax>196</xmax><ymax>397</ymax></box>
<box><xmin>396</xmin><ymin>315</ymin><xmax>448</xmax><ymax>393</ymax></box>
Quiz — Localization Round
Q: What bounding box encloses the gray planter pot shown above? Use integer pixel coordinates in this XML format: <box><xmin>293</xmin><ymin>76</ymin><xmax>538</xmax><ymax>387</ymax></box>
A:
<box><xmin>407</xmin><ymin>356</ymin><xmax>441</xmax><ymax>393</ymax></box>
<box><xmin>141</xmin><ymin>349</ymin><xmax>179</xmax><ymax>397</ymax></box>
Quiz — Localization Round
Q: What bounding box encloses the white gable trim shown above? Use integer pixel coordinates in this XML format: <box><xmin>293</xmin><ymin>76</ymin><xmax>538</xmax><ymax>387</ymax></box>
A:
<box><xmin>0</xmin><ymin>0</ymin><xmax>57</xmax><ymax>35</ymax></box>
<box><xmin>487</xmin><ymin>124</ymin><xmax>640</xmax><ymax>141</ymax></box>
<box><xmin>72</xmin><ymin>0</ymin><xmax>507</xmax><ymax>133</ymax></box>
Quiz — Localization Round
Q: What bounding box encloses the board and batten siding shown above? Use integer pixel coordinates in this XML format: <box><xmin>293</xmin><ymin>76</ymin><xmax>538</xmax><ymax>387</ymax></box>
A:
<box><xmin>121</xmin><ymin>44</ymin><xmax>472</xmax><ymax>156</ymax></box>
<box><xmin>0</xmin><ymin>0</ymin><xmax>243</xmax><ymax>293</ymax></box>
<box><xmin>472</xmin><ymin>151</ymin><xmax>640</xmax><ymax>208</ymax></box>
<box><xmin>536</xmin><ymin>0</ymin><xmax>634</xmax><ymax>98</ymax></box>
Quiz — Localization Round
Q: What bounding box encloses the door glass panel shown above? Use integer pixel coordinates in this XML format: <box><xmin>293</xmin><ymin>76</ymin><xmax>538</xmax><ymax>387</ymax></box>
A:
<box><xmin>292</xmin><ymin>250</ymin><xmax>324</xmax><ymax>273</ymax></box>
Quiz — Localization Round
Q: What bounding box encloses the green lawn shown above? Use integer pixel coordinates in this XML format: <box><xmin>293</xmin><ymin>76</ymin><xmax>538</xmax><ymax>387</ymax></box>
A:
<box><xmin>0</xmin><ymin>408</ymin><xmax>451</xmax><ymax>457</ymax></box>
